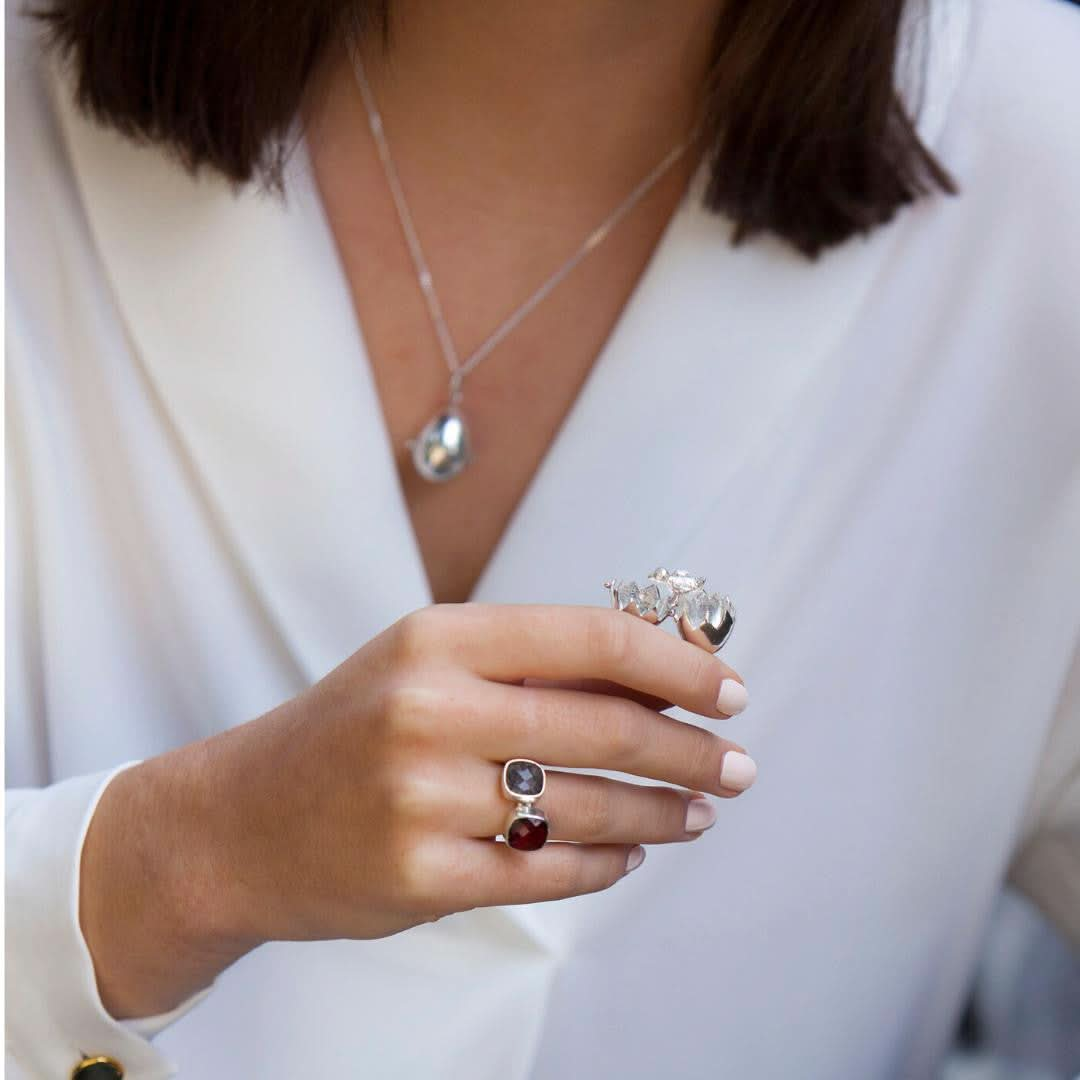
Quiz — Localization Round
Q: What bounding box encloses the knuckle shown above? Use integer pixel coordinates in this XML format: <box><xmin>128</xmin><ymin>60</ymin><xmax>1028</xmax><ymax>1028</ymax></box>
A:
<box><xmin>690</xmin><ymin>653</ymin><xmax>722</xmax><ymax>707</ymax></box>
<box><xmin>391</xmin><ymin>607</ymin><xmax>442</xmax><ymax>664</ymax></box>
<box><xmin>605</xmin><ymin>703</ymin><xmax>650</xmax><ymax>768</ymax></box>
<box><xmin>383</xmin><ymin>760</ymin><xmax>443</xmax><ymax>822</ymax></box>
<box><xmin>390</xmin><ymin>837</ymin><xmax>446</xmax><ymax>912</ymax></box>
<box><xmin>380</xmin><ymin>681</ymin><xmax>440</xmax><ymax>740</ymax></box>
<box><xmin>584</xmin><ymin>609</ymin><xmax>633</xmax><ymax>670</ymax></box>
<box><xmin>575</xmin><ymin>781</ymin><xmax>615</xmax><ymax>840</ymax></box>
<box><xmin>513</xmin><ymin>689</ymin><xmax>547</xmax><ymax>743</ymax></box>
<box><xmin>515</xmin><ymin>686</ymin><xmax>572</xmax><ymax>747</ymax></box>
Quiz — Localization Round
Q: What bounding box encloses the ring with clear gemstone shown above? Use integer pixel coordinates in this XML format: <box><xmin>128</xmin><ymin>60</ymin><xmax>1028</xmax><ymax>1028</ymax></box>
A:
<box><xmin>604</xmin><ymin>567</ymin><xmax>736</xmax><ymax>652</ymax></box>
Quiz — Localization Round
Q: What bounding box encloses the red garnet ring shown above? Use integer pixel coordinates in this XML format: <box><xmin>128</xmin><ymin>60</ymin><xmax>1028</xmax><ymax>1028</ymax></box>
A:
<box><xmin>501</xmin><ymin>758</ymin><xmax>549</xmax><ymax>852</ymax></box>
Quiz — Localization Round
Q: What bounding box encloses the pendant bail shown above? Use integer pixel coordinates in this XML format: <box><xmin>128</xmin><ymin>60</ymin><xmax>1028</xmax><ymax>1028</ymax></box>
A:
<box><xmin>448</xmin><ymin>369</ymin><xmax>465</xmax><ymax>407</ymax></box>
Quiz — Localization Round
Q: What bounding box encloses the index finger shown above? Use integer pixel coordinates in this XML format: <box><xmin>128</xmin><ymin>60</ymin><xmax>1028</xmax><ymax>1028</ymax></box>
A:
<box><xmin>452</xmin><ymin>603</ymin><xmax>747</xmax><ymax>721</ymax></box>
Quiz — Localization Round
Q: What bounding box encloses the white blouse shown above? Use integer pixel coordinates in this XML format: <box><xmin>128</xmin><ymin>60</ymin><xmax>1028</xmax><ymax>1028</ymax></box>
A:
<box><xmin>6</xmin><ymin>0</ymin><xmax>1080</xmax><ymax>1077</ymax></box>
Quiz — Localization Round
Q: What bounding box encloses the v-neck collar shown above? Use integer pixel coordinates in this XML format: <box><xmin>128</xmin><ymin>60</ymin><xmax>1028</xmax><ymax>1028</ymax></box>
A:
<box><xmin>48</xmin><ymin>62</ymin><xmax>431</xmax><ymax>684</ymax></box>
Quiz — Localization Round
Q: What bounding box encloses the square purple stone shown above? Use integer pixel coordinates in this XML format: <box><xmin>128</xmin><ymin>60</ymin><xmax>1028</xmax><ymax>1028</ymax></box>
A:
<box><xmin>505</xmin><ymin>759</ymin><xmax>544</xmax><ymax>798</ymax></box>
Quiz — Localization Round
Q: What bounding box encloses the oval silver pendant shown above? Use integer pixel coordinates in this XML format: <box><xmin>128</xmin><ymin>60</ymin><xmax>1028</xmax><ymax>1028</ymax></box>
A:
<box><xmin>409</xmin><ymin>407</ymin><xmax>471</xmax><ymax>482</ymax></box>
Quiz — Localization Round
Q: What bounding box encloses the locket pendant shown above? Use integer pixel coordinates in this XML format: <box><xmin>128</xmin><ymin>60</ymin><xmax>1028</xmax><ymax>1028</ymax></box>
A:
<box><xmin>407</xmin><ymin>403</ymin><xmax>472</xmax><ymax>483</ymax></box>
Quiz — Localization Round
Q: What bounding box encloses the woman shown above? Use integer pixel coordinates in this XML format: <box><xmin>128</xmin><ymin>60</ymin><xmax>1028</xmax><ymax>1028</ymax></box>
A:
<box><xmin>6</xmin><ymin>0</ymin><xmax>1079</xmax><ymax>1077</ymax></box>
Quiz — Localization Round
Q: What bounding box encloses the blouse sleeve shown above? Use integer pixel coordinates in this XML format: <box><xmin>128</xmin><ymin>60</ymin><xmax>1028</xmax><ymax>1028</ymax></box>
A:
<box><xmin>5</xmin><ymin>769</ymin><xmax>213</xmax><ymax>1079</ymax></box>
<box><xmin>1006</xmin><ymin>638</ymin><xmax>1080</xmax><ymax>947</ymax></box>
<box><xmin>5</xmin><ymin>337</ymin><xmax>212</xmax><ymax>1078</ymax></box>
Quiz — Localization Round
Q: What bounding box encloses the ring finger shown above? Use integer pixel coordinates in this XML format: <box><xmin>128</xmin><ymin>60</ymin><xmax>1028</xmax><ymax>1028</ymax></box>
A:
<box><xmin>454</xmin><ymin>758</ymin><xmax>718</xmax><ymax>844</ymax></box>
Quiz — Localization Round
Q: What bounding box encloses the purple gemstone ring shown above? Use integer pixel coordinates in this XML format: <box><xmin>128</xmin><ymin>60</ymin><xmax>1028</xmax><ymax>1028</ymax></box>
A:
<box><xmin>501</xmin><ymin>759</ymin><xmax>549</xmax><ymax>851</ymax></box>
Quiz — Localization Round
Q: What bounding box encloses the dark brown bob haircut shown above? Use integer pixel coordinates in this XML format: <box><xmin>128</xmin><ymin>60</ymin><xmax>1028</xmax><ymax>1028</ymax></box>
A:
<box><xmin>32</xmin><ymin>0</ymin><xmax>955</xmax><ymax>259</ymax></box>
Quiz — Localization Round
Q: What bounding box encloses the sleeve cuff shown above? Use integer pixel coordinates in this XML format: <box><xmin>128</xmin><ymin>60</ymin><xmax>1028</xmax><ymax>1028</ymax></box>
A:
<box><xmin>6</xmin><ymin>763</ymin><xmax>213</xmax><ymax>1078</ymax></box>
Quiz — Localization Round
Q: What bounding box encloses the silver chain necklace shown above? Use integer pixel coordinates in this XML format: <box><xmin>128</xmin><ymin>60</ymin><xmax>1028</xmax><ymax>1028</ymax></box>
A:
<box><xmin>345</xmin><ymin>27</ymin><xmax>702</xmax><ymax>483</ymax></box>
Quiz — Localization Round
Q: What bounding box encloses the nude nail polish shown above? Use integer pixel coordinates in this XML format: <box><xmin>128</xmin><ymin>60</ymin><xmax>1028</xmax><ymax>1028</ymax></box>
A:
<box><xmin>716</xmin><ymin>679</ymin><xmax>749</xmax><ymax>715</ymax></box>
<box><xmin>626</xmin><ymin>845</ymin><xmax>646</xmax><ymax>872</ymax></box>
<box><xmin>685</xmin><ymin>797</ymin><xmax>717</xmax><ymax>832</ymax></box>
<box><xmin>719</xmin><ymin>751</ymin><xmax>757</xmax><ymax>792</ymax></box>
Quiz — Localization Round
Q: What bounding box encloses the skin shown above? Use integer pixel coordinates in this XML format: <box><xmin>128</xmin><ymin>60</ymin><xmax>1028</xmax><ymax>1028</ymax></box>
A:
<box><xmin>78</xmin><ymin>1</ymin><xmax>747</xmax><ymax>1022</ymax></box>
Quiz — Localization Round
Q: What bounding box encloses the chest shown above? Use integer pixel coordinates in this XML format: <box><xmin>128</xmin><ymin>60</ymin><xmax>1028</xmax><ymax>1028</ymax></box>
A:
<box><xmin>350</xmin><ymin>284</ymin><xmax>606</xmax><ymax>605</ymax></box>
<box><xmin>305</xmin><ymin>136</ymin><xmax>692</xmax><ymax>605</ymax></box>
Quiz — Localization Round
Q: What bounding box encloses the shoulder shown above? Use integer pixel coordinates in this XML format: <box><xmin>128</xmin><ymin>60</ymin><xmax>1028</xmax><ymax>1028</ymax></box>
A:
<box><xmin>945</xmin><ymin>0</ymin><xmax>1080</xmax><ymax>182</ymax></box>
<box><xmin>966</xmin><ymin>0</ymin><xmax>1080</xmax><ymax>88</ymax></box>
<box><xmin>918</xmin><ymin>0</ymin><xmax>1080</xmax><ymax>321</ymax></box>
<box><xmin>5</xmin><ymin>1</ymin><xmax>118</xmax><ymax>388</ymax></box>
<box><xmin>6</xmin><ymin>3</ymin><xmax>84</xmax><ymax>307</ymax></box>
<box><xmin>6</xmin><ymin>2</ymin><xmax>69</xmax><ymax>200</ymax></box>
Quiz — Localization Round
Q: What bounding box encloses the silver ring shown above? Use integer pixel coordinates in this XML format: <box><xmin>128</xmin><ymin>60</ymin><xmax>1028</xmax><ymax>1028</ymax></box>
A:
<box><xmin>501</xmin><ymin>759</ymin><xmax>549</xmax><ymax>851</ymax></box>
<box><xmin>603</xmin><ymin>566</ymin><xmax>736</xmax><ymax>653</ymax></box>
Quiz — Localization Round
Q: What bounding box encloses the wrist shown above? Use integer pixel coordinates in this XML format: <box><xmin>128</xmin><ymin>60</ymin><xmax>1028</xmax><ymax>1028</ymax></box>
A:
<box><xmin>78</xmin><ymin>746</ymin><xmax>261</xmax><ymax>1019</ymax></box>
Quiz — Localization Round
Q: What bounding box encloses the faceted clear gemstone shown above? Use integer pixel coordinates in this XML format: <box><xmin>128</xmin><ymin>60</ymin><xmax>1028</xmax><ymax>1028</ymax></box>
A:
<box><xmin>507</xmin><ymin>815</ymin><xmax>549</xmax><ymax>851</ymax></box>
<box><xmin>668</xmin><ymin>570</ymin><xmax>705</xmax><ymax>592</ymax></box>
<box><xmin>649</xmin><ymin>567</ymin><xmax>670</xmax><ymax>582</ymax></box>
<box><xmin>617</xmin><ymin>581</ymin><xmax>640</xmax><ymax>610</ymax></box>
<box><xmin>505</xmin><ymin>760</ymin><xmax>544</xmax><ymax>798</ymax></box>
<box><xmin>678</xmin><ymin>588</ymin><xmax>708</xmax><ymax>628</ymax></box>
<box><xmin>636</xmin><ymin>583</ymin><xmax>660</xmax><ymax>615</ymax></box>
<box><xmin>653</xmin><ymin>580</ymin><xmax>674</xmax><ymax>620</ymax></box>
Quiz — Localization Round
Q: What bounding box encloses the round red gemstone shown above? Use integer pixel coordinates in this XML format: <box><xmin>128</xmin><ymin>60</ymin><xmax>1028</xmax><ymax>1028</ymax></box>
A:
<box><xmin>507</xmin><ymin>815</ymin><xmax>549</xmax><ymax>851</ymax></box>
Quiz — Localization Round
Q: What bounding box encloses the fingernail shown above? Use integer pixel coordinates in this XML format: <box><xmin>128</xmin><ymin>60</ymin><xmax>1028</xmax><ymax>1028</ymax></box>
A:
<box><xmin>716</xmin><ymin>679</ymin><xmax>749</xmax><ymax>716</ymax></box>
<box><xmin>685</xmin><ymin>797</ymin><xmax>717</xmax><ymax>832</ymax></box>
<box><xmin>719</xmin><ymin>751</ymin><xmax>757</xmax><ymax>793</ymax></box>
<box><xmin>626</xmin><ymin>845</ymin><xmax>646</xmax><ymax>872</ymax></box>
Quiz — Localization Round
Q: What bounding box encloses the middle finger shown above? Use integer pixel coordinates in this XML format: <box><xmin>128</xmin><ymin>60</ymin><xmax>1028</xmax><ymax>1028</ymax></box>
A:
<box><xmin>456</xmin><ymin>678</ymin><xmax>757</xmax><ymax>799</ymax></box>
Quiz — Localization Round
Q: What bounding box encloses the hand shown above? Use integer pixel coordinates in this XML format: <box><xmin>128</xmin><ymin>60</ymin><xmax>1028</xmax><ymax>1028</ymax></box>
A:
<box><xmin>79</xmin><ymin>603</ymin><xmax>752</xmax><ymax>1018</ymax></box>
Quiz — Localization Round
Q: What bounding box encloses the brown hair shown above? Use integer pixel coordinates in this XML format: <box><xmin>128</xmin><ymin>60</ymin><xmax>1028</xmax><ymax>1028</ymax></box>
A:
<box><xmin>31</xmin><ymin>0</ymin><xmax>955</xmax><ymax>258</ymax></box>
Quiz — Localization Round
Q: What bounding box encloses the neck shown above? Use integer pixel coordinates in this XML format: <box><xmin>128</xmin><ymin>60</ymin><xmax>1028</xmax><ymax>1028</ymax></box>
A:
<box><xmin>308</xmin><ymin>1</ymin><xmax>720</xmax><ymax>217</ymax></box>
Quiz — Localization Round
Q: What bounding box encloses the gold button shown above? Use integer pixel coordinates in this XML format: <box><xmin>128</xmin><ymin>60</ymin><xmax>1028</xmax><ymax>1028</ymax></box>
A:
<box><xmin>71</xmin><ymin>1055</ymin><xmax>124</xmax><ymax>1079</ymax></box>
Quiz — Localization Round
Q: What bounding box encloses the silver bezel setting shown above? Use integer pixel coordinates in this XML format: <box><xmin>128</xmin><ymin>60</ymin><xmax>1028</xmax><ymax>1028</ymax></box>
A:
<box><xmin>503</xmin><ymin>804</ymin><xmax>548</xmax><ymax>836</ymax></box>
<box><xmin>501</xmin><ymin>758</ymin><xmax>546</xmax><ymax>802</ymax></box>
<box><xmin>677</xmin><ymin>592</ymin><xmax>736</xmax><ymax>652</ymax></box>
